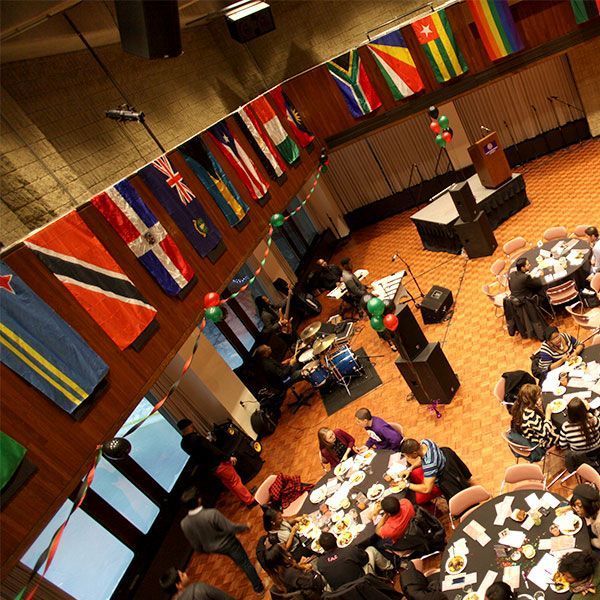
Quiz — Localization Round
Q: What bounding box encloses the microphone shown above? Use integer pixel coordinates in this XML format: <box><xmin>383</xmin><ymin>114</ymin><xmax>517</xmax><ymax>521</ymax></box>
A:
<box><xmin>480</xmin><ymin>125</ymin><xmax>492</xmax><ymax>133</ymax></box>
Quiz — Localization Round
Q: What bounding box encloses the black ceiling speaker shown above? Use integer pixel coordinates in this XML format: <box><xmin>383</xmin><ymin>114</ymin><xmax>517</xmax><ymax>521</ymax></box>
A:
<box><xmin>225</xmin><ymin>1</ymin><xmax>275</xmax><ymax>43</ymax></box>
<box><xmin>114</xmin><ymin>0</ymin><xmax>182</xmax><ymax>59</ymax></box>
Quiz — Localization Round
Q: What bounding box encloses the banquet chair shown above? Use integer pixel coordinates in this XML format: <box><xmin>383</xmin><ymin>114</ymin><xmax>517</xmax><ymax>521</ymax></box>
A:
<box><xmin>502</xmin><ymin>431</ymin><xmax>541</xmax><ymax>463</ymax></box>
<box><xmin>501</xmin><ymin>463</ymin><xmax>546</xmax><ymax>493</ymax></box>
<box><xmin>592</xmin><ymin>334</ymin><xmax>600</xmax><ymax>346</ymax></box>
<box><xmin>502</xmin><ymin>237</ymin><xmax>528</xmax><ymax>259</ymax></box>
<box><xmin>546</xmin><ymin>280</ymin><xmax>580</xmax><ymax>316</ymax></box>
<box><xmin>493</xmin><ymin>377</ymin><xmax>507</xmax><ymax>406</ymax></box>
<box><xmin>565</xmin><ymin>301</ymin><xmax>600</xmax><ymax>338</ymax></box>
<box><xmin>282</xmin><ymin>492</ymin><xmax>309</xmax><ymax>518</ymax></box>
<box><xmin>570</xmin><ymin>224</ymin><xmax>592</xmax><ymax>239</ymax></box>
<box><xmin>590</xmin><ymin>273</ymin><xmax>600</xmax><ymax>298</ymax></box>
<box><xmin>388</xmin><ymin>422</ymin><xmax>404</xmax><ymax>437</ymax></box>
<box><xmin>254</xmin><ymin>474</ymin><xmax>277</xmax><ymax>506</ymax></box>
<box><xmin>482</xmin><ymin>282</ymin><xmax>509</xmax><ymax>318</ymax></box>
<box><xmin>491</xmin><ymin>259</ymin><xmax>508</xmax><ymax>287</ymax></box>
<box><xmin>411</xmin><ymin>558</ymin><xmax>441</xmax><ymax>578</ymax></box>
<box><xmin>576</xmin><ymin>463</ymin><xmax>600</xmax><ymax>488</ymax></box>
<box><xmin>448</xmin><ymin>485</ymin><xmax>492</xmax><ymax>529</ymax></box>
<box><xmin>543</xmin><ymin>226</ymin><xmax>568</xmax><ymax>242</ymax></box>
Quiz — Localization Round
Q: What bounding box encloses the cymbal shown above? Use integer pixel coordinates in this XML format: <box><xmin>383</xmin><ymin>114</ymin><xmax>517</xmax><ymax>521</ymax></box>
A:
<box><xmin>300</xmin><ymin>321</ymin><xmax>322</xmax><ymax>341</ymax></box>
<box><xmin>312</xmin><ymin>334</ymin><xmax>336</xmax><ymax>355</ymax></box>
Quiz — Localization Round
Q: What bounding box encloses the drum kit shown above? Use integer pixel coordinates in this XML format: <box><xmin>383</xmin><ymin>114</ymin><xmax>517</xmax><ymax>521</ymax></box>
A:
<box><xmin>296</xmin><ymin>321</ymin><xmax>363</xmax><ymax>395</ymax></box>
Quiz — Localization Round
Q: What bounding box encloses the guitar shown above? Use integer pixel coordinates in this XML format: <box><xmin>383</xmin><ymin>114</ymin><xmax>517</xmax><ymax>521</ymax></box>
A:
<box><xmin>278</xmin><ymin>287</ymin><xmax>293</xmax><ymax>334</ymax></box>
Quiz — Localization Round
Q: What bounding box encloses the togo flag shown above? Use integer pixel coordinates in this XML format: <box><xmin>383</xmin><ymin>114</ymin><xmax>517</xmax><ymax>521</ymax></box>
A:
<box><xmin>0</xmin><ymin>261</ymin><xmax>109</xmax><ymax>414</ymax></box>
<box><xmin>91</xmin><ymin>180</ymin><xmax>196</xmax><ymax>298</ymax></box>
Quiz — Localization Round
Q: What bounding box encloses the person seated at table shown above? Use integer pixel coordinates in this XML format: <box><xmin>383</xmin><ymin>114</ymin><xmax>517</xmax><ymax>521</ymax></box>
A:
<box><xmin>570</xmin><ymin>483</ymin><xmax>600</xmax><ymax>550</ymax></box>
<box><xmin>255</xmin><ymin>344</ymin><xmax>303</xmax><ymax>391</ymax></box>
<box><xmin>375</xmin><ymin>496</ymin><xmax>415</xmax><ymax>545</ymax></box>
<box><xmin>538</xmin><ymin>326</ymin><xmax>583</xmax><ymax>373</ymax></box>
<box><xmin>484</xmin><ymin>581</ymin><xmax>515</xmax><ymax>600</ymax></box>
<box><xmin>355</xmin><ymin>408</ymin><xmax>403</xmax><ymax>451</ymax></box>
<box><xmin>263</xmin><ymin>507</ymin><xmax>314</xmax><ymax>562</ymax></box>
<box><xmin>586</xmin><ymin>226</ymin><xmax>600</xmax><ymax>276</ymax></box>
<box><xmin>316</xmin><ymin>532</ymin><xmax>393</xmax><ymax>591</ymax></box>
<box><xmin>508</xmin><ymin>258</ymin><xmax>544</xmax><ymax>300</ymax></box>
<box><xmin>315</xmin><ymin>258</ymin><xmax>342</xmax><ymax>291</ymax></box>
<box><xmin>407</xmin><ymin>465</ymin><xmax>443</xmax><ymax>507</ymax></box>
<box><xmin>318</xmin><ymin>427</ymin><xmax>358</xmax><ymax>471</ymax></box>
<box><xmin>264</xmin><ymin>544</ymin><xmax>324</xmax><ymax>598</ymax></box>
<box><xmin>558</xmin><ymin>550</ymin><xmax>600</xmax><ymax>599</ymax></box>
<box><xmin>399</xmin><ymin>560</ymin><xmax>447</xmax><ymax>600</ymax></box>
<box><xmin>510</xmin><ymin>383</ymin><xmax>559</xmax><ymax>451</ymax></box>
<box><xmin>559</xmin><ymin>398</ymin><xmax>600</xmax><ymax>467</ymax></box>
<box><xmin>267</xmin><ymin>473</ymin><xmax>314</xmax><ymax>512</ymax></box>
<box><xmin>399</xmin><ymin>438</ymin><xmax>472</xmax><ymax>500</ymax></box>
<box><xmin>159</xmin><ymin>567</ymin><xmax>234</xmax><ymax>600</ymax></box>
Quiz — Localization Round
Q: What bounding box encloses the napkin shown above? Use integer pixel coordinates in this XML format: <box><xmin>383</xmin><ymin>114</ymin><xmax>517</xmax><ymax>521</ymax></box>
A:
<box><xmin>541</xmin><ymin>493</ymin><xmax>561</xmax><ymax>509</ymax></box>
<box><xmin>464</xmin><ymin>521</ymin><xmax>492</xmax><ymax>545</ymax></box>
<box><xmin>503</xmin><ymin>565</ymin><xmax>520</xmax><ymax>590</ymax></box>
<box><xmin>525</xmin><ymin>493</ymin><xmax>541</xmax><ymax>510</ymax></box>
<box><xmin>527</xmin><ymin>553</ymin><xmax>558</xmax><ymax>590</ymax></box>
<box><xmin>476</xmin><ymin>570</ymin><xmax>498</xmax><ymax>596</ymax></box>
<box><xmin>498</xmin><ymin>530</ymin><xmax>526</xmax><ymax>548</ymax></box>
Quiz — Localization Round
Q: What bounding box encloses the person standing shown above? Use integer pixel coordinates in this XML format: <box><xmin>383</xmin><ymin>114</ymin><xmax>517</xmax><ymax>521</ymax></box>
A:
<box><xmin>177</xmin><ymin>418</ymin><xmax>257</xmax><ymax>508</ymax></box>
<box><xmin>355</xmin><ymin>408</ymin><xmax>403</xmax><ymax>451</ymax></box>
<box><xmin>180</xmin><ymin>490</ymin><xmax>265</xmax><ymax>595</ymax></box>
<box><xmin>340</xmin><ymin>258</ymin><xmax>367</xmax><ymax>302</ymax></box>
<box><xmin>159</xmin><ymin>567</ymin><xmax>234</xmax><ymax>599</ymax></box>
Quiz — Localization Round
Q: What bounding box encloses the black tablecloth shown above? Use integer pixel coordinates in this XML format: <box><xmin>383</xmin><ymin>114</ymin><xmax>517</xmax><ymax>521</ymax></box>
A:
<box><xmin>440</xmin><ymin>490</ymin><xmax>590</xmax><ymax>600</ymax></box>
<box><xmin>542</xmin><ymin>345</ymin><xmax>600</xmax><ymax>428</ymax></box>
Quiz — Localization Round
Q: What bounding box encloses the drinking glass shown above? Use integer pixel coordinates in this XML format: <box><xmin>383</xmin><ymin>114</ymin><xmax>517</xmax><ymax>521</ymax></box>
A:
<box><xmin>533</xmin><ymin>592</ymin><xmax>545</xmax><ymax>600</ymax></box>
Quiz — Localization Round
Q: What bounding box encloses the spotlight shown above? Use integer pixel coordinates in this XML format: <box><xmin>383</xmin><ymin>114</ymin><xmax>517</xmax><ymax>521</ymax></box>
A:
<box><xmin>101</xmin><ymin>437</ymin><xmax>132</xmax><ymax>460</ymax></box>
<box><xmin>106</xmin><ymin>106</ymin><xmax>145</xmax><ymax>123</ymax></box>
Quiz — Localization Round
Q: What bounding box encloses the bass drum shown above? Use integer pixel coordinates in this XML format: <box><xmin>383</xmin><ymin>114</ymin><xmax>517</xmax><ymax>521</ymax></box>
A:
<box><xmin>329</xmin><ymin>345</ymin><xmax>361</xmax><ymax>377</ymax></box>
<box><xmin>301</xmin><ymin>360</ymin><xmax>330</xmax><ymax>387</ymax></box>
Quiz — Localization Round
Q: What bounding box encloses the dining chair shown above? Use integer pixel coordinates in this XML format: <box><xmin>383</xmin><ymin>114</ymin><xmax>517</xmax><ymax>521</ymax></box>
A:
<box><xmin>493</xmin><ymin>376</ymin><xmax>506</xmax><ymax>405</ymax></box>
<box><xmin>576</xmin><ymin>463</ymin><xmax>600</xmax><ymax>488</ymax></box>
<box><xmin>546</xmin><ymin>280</ymin><xmax>580</xmax><ymax>316</ymax></box>
<box><xmin>501</xmin><ymin>431</ymin><xmax>540</xmax><ymax>463</ymax></box>
<box><xmin>448</xmin><ymin>485</ymin><xmax>492</xmax><ymax>528</ymax></box>
<box><xmin>482</xmin><ymin>282</ymin><xmax>509</xmax><ymax>318</ymax></box>
<box><xmin>282</xmin><ymin>492</ymin><xmax>309</xmax><ymax>518</ymax></box>
<box><xmin>543</xmin><ymin>226</ymin><xmax>568</xmax><ymax>242</ymax></box>
<box><xmin>570</xmin><ymin>224</ymin><xmax>591</xmax><ymax>239</ymax></box>
<box><xmin>254</xmin><ymin>474</ymin><xmax>277</xmax><ymax>505</ymax></box>
<box><xmin>565</xmin><ymin>301</ymin><xmax>600</xmax><ymax>338</ymax></box>
<box><xmin>590</xmin><ymin>273</ymin><xmax>600</xmax><ymax>298</ymax></box>
<box><xmin>491</xmin><ymin>259</ymin><xmax>508</xmax><ymax>287</ymax></box>
<box><xmin>501</xmin><ymin>463</ymin><xmax>546</xmax><ymax>493</ymax></box>
<box><xmin>502</xmin><ymin>237</ymin><xmax>527</xmax><ymax>259</ymax></box>
<box><xmin>388</xmin><ymin>422</ymin><xmax>404</xmax><ymax>437</ymax></box>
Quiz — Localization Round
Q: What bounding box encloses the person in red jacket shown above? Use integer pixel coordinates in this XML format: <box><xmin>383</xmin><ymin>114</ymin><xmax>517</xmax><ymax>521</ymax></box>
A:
<box><xmin>318</xmin><ymin>427</ymin><xmax>358</xmax><ymax>471</ymax></box>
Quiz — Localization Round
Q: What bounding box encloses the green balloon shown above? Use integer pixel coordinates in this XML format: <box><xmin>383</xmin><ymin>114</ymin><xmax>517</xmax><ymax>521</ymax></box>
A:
<box><xmin>370</xmin><ymin>316</ymin><xmax>385</xmax><ymax>332</ymax></box>
<box><xmin>205</xmin><ymin>306</ymin><xmax>223</xmax><ymax>323</ymax></box>
<box><xmin>367</xmin><ymin>296</ymin><xmax>385</xmax><ymax>316</ymax></box>
<box><xmin>435</xmin><ymin>134</ymin><xmax>446</xmax><ymax>148</ymax></box>
<box><xmin>438</xmin><ymin>115</ymin><xmax>449</xmax><ymax>129</ymax></box>
<box><xmin>321</xmin><ymin>164</ymin><xmax>329</xmax><ymax>173</ymax></box>
<box><xmin>270</xmin><ymin>213</ymin><xmax>285</xmax><ymax>228</ymax></box>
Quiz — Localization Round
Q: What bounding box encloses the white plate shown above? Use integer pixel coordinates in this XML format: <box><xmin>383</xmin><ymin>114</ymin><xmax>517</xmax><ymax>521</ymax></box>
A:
<box><xmin>549</xmin><ymin>398</ymin><xmax>567</xmax><ymax>412</ymax></box>
<box><xmin>552</xmin><ymin>387</ymin><xmax>567</xmax><ymax>398</ymax></box>
<box><xmin>367</xmin><ymin>484</ymin><xmax>385</xmax><ymax>500</ymax></box>
<box><xmin>311</xmin><ymin>538</ymin><xmax>324</xmax><ymax>554</ymax></box>
<box><xmin>348</xmin><ymin>471</ymin><xmax>366</xmax><ymax>486</ymax></box>
<box><xmin>334</xmin><ymin>460</ymin><xmax>352</xmax><ymax>477</ymax></box>
<box><xmin>555</xmin><ymin>512</ymin><xmax>583</xmax><ymax>535</ymax></box>
<box><xmin>567</xmin><ymin>356</ymin><xmax>583</xmax><ymax>367</ymax></box>
<box><xmin>550</xmin><ymin>573</ymin><xmax>570</xmax><ymax>594</ymax></box>
<box><xmin>309</xmin><ymin>486</ymin><xmax>327</xmax><ymax>504</ymax></box>
<box><xmin>445</xmin><ymin>555</ymin><xmax>467</xmax><ymax>575</ymax></box>
<box><xmin>336</xmin><ymin>531</ymin><xmax>354</xmax><ymax>548</ymax></box>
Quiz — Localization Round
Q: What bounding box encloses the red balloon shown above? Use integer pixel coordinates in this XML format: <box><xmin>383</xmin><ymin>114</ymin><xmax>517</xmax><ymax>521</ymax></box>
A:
<box><xmin>429</xmin><ymin>120</ymin><xmax>441</xmax><ymax>134</ymax></box>
<box><xmin>204</xmin><ymin>292</ymin><xmax>221</xmax><ymax>308</ymax></box>
<box><xmin>383</xmin><ymin>313</ymin><xmax>399</xmax><ymax>331</ymax></box>
<box><xmin>442</xmin><ymin>130</ymin><xmax>453</xmax><ymax>143</ymax></box>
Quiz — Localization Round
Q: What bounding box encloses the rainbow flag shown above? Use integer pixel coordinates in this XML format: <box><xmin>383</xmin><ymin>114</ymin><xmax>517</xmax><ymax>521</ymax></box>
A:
<box><xmin>411</xmin><ymin>9</ymin><xmax>468</xmax><ymax>83</ymax></box>
<box><xmin>467</xmin><ymin>0</ymin><xmax>523</xmax><ymax>61</ymax></box>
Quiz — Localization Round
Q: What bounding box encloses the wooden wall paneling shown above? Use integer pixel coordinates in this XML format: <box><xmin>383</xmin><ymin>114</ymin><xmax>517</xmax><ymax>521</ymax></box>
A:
<box><xmin>513</xmin><ymin>0</ymin><xmax>577</xmax><ymax>49</ymax></box>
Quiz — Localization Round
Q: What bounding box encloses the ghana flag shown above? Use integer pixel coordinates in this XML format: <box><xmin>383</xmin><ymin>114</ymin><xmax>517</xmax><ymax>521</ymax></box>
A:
<box><xmin>411</xmin><ymin>9</ymin><xmax>468</xmax><ymax>83</ymax></box>
<box><xmin>570</xmin><ymin>0</ymin><xmax>600</xmax><ymax>23</ymax></box>
<box><xmin>467</xmin><ymin>0</ymin><xmax>523</xmax><ymax>61</ymax></box>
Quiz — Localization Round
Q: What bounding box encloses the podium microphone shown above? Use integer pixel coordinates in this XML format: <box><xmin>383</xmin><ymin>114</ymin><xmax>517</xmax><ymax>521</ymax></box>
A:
<box><xmin>480</xmin><ymin>125</ymin><xmax>492</xmax><ymax>133</ymax></box>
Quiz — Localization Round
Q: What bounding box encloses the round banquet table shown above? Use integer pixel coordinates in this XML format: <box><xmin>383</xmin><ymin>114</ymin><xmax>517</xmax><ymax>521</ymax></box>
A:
<box><xmin>511</xmin><ymin>238</ymin><xmax>591</xmax><ymax>290</ymax></box>
<box><xmin>298</xmin><ymin>449</ymin><xmax>406</xmax><ymax>549</ymax></box>
<box><xmin>542</xmin><ymin>344</ymin><xmax>600</xmax><ymax>428</ymax></box>
<box><xmin>440</xmin><ymin>490</ymin><xmax>590</xmax><ymax>600</ymax></box>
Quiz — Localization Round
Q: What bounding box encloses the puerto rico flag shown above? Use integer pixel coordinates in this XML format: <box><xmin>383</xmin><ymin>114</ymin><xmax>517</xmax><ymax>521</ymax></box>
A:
<box><xmin>91</xmin><ymin>180</ymin><xmax>195</xmax><ymax>298</ymax></box>
<box><xmin>208</xmin><ymin>121</ymin><xmax>269</xmax><ymax>201</ymax></box>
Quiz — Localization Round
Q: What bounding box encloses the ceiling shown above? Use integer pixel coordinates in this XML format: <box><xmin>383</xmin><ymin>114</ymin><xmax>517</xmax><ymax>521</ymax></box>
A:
<box><xmin>0</xmin><ymin>0</ymin><xmax>231</xmax><ymax>62</ymax></box>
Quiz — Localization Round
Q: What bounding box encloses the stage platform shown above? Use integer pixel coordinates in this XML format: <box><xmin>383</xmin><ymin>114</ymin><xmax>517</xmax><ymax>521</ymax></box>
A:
<box><xmin>411</xmin><ymin>173</ymin><xmax>529</xmax><ymax>254</ymax></box>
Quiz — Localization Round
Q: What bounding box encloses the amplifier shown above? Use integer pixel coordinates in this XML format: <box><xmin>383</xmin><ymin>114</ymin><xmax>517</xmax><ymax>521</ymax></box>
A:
<box><xmin>421</xmin><ymin>286</ymin><xmax>454</xmax><ymax>324</ymax></box>
<box><xmin>213</xmin><ymin>421</ymin><xmax>264</xmax><ymax>483</ymax></box>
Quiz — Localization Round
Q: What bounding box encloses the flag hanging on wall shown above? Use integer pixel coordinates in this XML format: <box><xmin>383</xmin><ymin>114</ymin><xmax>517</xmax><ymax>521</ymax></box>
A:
<box><xmin>208</xmin><ymin>122</ymin><xmax>269</xmax><ymax>201</ymax></box>
<box><xmin>91</xmin><ymin>180</ymin><xmax>195</xmax><ymax>298</ymax></box>
<box><xmin>326</xmin><ymin>49</ymin><xmax>382</xmax><ymax>119</ymax></box>
<box><xmin>137</xmin><ymin>155</ymin><xmax>222</xmax><ymax>258</ymax></box>
<box><xmin>25</xmin><ymin>212</ymin><xmax>157</xmax><ymax>351</ymax></box>
<box><xmin>269</xmin><ymin>86</ymin><xmax>315</xmax><ymax>148</ymax></box>
<box><xmin>0</xmin><ymin>432</ymin><xmax>27</xmax><ymax>489</ymax></box>
<box><xmin>179</xmin><ymin>136</ymin><xmax>250</xmax><ymax>227</ymax></box>
<box><xmin>366</xmin><ymin>29</ymin><xmax>425</xmax><ymax>100</ymax></box>
<box><xmin>411</xmin><ymin>10</ymin><xmax>468</xmax><ymax>82</ymax></box>
<box><xmin>570</xmin><ymin>0</ymin><xmax>600</xmax><ymax>23</ymax></box>
<box><xmin>0</xmin><ymin>261</ymin><xmax>109</xmax><ymax>413</ymax></box>
<box><xmin>467</xmin><ymin>0</ymin><xmax>523</xmax><ymax>61</ymax></box>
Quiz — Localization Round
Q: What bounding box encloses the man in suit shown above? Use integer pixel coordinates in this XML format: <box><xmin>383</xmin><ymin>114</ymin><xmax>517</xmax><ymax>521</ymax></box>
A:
<box><xmin>180</xmin><ymin>489</ymin><xmax>265</xmax><ymax>595</ymax></box>
<box><xmin>508</xmin><ymin>258</ymin><xmax>543</xmax><ymax>300</ymax></box>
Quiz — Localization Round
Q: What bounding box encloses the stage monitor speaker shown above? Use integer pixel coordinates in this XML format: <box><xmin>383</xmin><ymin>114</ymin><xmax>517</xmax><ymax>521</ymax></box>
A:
<box><xmin>213</xmin><ymin>421</ymin><xmax>264</xmax><ymax>482</ymax></box>
<box><xmin>421</xmin><ymin>286</ymin><xmax>453</xmax><ymax>324</ymax></box>
<box><xmin>391</xmin><ymin>304</ymin><xmax>428</xmax><ymax>362</ymax></box>
<box><xmin>455</xmin><ymin>211</ymin><xmax>498</xmax><ymax>258</ymax></box>
<box><xmin>226</xmin><ymin>3</ymin><xmax>275</xmax><ymax>43</ymax></box>
<box><xmin>395</xmin><ymin>342</ymin><xmax>459</xmax><ymax>405</ymax></box>
<box><xmin>450</xmin><ymin>181</ymin><xmax>478</xmax><ymax>222</ymax></box>
<box><xmin>114</xmin><ymin>0</ymin><xmax>182</xmax><ymax>59</ymax></box>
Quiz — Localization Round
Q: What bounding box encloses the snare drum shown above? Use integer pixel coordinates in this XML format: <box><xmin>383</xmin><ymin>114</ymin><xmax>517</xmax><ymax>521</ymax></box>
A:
<box><xmin>328</xmin><ymin>346</ymin><xmax>361</xmax><ymax>377</ymax></box>
<box><xmin>301</xmin><ymin>360</ymin><xmax>330</xmax><ymax>387</ymax></box>
<box><xmin>298</xmin><ymin>348</ymin><xmax>315</xmax><ymax>363</ymax></box>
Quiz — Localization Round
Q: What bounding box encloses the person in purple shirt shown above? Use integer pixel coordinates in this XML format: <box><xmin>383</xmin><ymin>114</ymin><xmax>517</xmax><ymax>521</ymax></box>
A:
<box><xmin>354</xmin><ymin>408</ymin><xmax>403</xmax><ymax>451</ymax></box>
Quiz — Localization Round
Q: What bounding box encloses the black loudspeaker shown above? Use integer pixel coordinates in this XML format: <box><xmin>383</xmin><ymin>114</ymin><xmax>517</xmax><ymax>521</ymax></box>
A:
<box><xmin>454</xmin><ymin>211</ymin><xmax>498</xmax><ymax>258</ymax></box>
<box><xmin>226</xmin><ymin>4</ymin><xmax>275</xmax><ymax>43</ymax></box>
<box><xmin>450</xmin><ymin>181</ymin><xmax>478</xmax><ymax>222</ymax></box>
<box><xmin>114</xmin><ymin>1</ymin><xmax>182</xmax><ymax>59</ymax></box>
<box><xmin>213</xmin><ymin>421</ymin><xmax>264</xmax><ymax>483</ymax></box>
<box><xmin>395</xmin><ymin>342</ymin><xmax>459</xmax><ymax>405</ymax></box>
<box><xmin>391</xmin><ymin>305</ymin><xmax>428</xmax><ymax>362</ymax></box>
<box><xmin>421</xmin><ymin>286</ymin><xmax>454</xmax><ymax>324</ymax></box>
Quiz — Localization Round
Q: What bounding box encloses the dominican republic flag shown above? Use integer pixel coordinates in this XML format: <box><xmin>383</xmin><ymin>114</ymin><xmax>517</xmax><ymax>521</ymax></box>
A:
<box><xmin>91</xmin><ymin>180</ymin><xmax>195</xmax><ymax>297</ymax></box>
<box><xmin>0</xmin><ymin>260</ymin><xmax>109</xmax><ymax>413</ymax></box>
<box><xmin>25</xmin><ymin>211</ymin><xmax>157</xmax><ymax>351</ymax></box>
<box><xmin>326</xmin><ymin>49</ymin><xmax>382</xmax><ymax>119</ymax></box>
<box><xmin>137</xmin><ymin>155</ymin><xmax>222</xmax><ymax>258</ymax></box>
<box><xmin>208</xmin><ymin>121</ymin><xmax>269</xmax><ymax>201</ymax></box>
<box><xmin>269</xmin><ymin>86</ymin><xmax>315</xmax><ymax>148</ymax></box>
<box><xmin>366</xmin><ymin>30</ymin><xmax>424</xmax><ymax>100</ymax></box>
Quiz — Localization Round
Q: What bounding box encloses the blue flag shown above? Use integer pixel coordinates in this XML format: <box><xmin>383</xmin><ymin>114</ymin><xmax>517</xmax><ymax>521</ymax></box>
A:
<box><xmin>0</xmin><ymin>261</ymin><xmax>109</xmax><ymax>414</ymax></box>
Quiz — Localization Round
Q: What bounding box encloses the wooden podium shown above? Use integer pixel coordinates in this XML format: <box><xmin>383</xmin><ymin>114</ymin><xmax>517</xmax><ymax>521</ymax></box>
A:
<box><xmin>467</xmin><ymin>131</ymin><xmax>511</xmax><ymax>189</ymax></box>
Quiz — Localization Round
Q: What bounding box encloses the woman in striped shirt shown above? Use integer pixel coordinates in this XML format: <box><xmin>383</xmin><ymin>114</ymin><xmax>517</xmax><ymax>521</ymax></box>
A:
<box><xmin>537</xmin><ymin>326</ymin><xmax>583</xmax><ymax>373</ymax></box>
<box><xmin>558</xmin><ymin>398</ymin><xmax>600</xmax><ymax>460</ymax></box>
<box><xmin>511</xmin><ymin>383</ymin><xmax>559</xmax><ymax>449</ymax></box>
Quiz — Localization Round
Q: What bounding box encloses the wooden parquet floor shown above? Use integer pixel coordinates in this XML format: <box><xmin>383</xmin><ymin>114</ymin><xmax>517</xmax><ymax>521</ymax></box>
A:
<box><xmin>187</xmin><ymin>139</ymin><xmax>600</xmax><ymax>598</ymax></box>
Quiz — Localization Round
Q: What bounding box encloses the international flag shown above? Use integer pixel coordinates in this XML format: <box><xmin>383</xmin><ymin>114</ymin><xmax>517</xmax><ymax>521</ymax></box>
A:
<box><xmin>137</xmin><ymin>155</ymin><xmax>222</xmax><ymax>258</ymax></box>
<box><xmin>570</xmin><ymin>0</ymin><xmax>600</xmax><ymax>23</ymax></box>
<box><xmin>1</xmin><ymin>432</ymin><xmax>27</xmax><ymax>489</ymax></box>
<box><xmin>208</xmin><ymin>122</ymin><xmax>269</xmax><ymax>201</ymax></box>
<box><xmin>269</xmin><ymin>86</ymin><xmax>315</xmax><ymax>148</ymax></box>
<box><xmin>366</xmin><ymin>29</ymin><xmax>425</xmax><ymax>100</ymax></box>
<box><xmin>411</xmin><ymin>9</ymin><xmax>468</xmax><ymax>83</ymax></box>
<box><xmin>326</xmin><ymin>50</ymin><xmax>382</xmax><ymax>118</ymax></box>
<box><xmin>0</xmin><ymin>261</ymin><xmax>109</xmax><ymax>413</ymax></box>
<box><xmin>25</xmin><ymin>212</ymin><xmax>157</xmax><ymax>351</ymax></box>
<box><xmin>91</xmin><ymin>180</ymin><xmax>195</xmax><ymax>297</ymax></box>
<box><xmin>179</xmin><ymin>136</ymin><xmax>249</xmax><ymax>227</ymax></box>
<box><xmin>467</xmin><ymin>0</ymin><xmax>523</xmax><ymax>61</ymax></box>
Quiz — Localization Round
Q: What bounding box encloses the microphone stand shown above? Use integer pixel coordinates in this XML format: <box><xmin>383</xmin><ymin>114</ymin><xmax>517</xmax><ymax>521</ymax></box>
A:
<box><xmin>392</xmin><ymin>252</ymin><xmax>425</xmax><ymax>308</ymax></box>
<box><xmin>547</xmin><ymin>97</ymin><xmax>566</xmax><ymax>148</ymax></box>
<box><xmin>503</xmin><ymin>120</ymin><xmax>523</xmax><ymax>167</ymax></box>
<box><xmin>530</xmin><ymin>104</ymin><xmax>550</xmax><ymax>153</ymax></box>
<box><xmin>550</xmin><ymin>96</ymin><xmax>586</xmax><ymax>145</ymax></box>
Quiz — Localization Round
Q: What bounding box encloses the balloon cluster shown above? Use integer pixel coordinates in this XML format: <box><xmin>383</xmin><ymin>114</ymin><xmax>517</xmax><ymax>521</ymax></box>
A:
<box><xmin>428</xmin><ymin>106</ymin><xmax>453</xmax><ymax>148</ymax></box>
<box><xmin>361</xmin><ymin>294</ymin><xmax>399</xmax><ymax>333</ymax></box>
<box><xmin>203</xmin><ymin>292</ymin><xmax>223</xmax><ymax>323</ymax></box>
<box><xmin>319</xmin><ymin>147</ymin><xmax>330</xmax><ymax>173</ymax></box>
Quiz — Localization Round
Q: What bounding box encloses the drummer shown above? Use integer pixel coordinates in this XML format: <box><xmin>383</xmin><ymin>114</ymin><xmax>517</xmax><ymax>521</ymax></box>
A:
<box><xmin>256</xmin><ymin>344</ymin><xmax>304</xmax><ymax>391</ymax></box>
